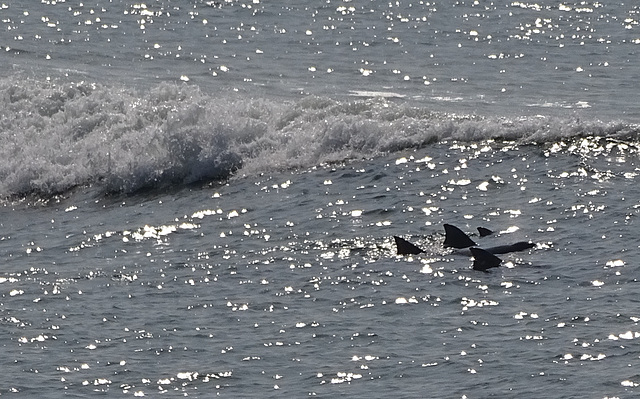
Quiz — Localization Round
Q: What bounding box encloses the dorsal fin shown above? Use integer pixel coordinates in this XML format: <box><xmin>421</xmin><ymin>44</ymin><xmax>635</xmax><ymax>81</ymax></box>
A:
<box><xmin>443</xmin><ymin>224</ymin><xmax>477</xmax><ymax>249</ymax></box>
<box><xmin>393</xmin><ymin>236</ymin><xmax>424</xmax><ymax>255</ymax></box>
<box><xmin>470</xmin><ymin>247</ymin><xmax>502</xmax><ymax>271</ymax></box>
<box><xmin>477</xmin><ymin>227</ymin><xmax>493</xmax><ymax>237</ymax></box>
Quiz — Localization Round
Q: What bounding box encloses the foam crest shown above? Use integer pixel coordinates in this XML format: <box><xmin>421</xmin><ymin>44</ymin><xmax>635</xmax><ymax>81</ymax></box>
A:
<box><xmin>1</xmin><ymin>75</ymin><xmax>638</xmax><ymax>199</ymax></box>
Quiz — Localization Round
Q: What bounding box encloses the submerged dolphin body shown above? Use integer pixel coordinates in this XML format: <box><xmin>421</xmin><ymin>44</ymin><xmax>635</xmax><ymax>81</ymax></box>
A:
<box><xmin>394</xmin><ymin>224</ymin><xmax>535</xmax><ymax>271</ymax></box>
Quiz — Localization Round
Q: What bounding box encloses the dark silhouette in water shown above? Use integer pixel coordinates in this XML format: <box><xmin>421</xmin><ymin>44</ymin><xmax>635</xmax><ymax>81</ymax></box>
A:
<box><xmin>394</xmin><ymin>224</ymin><xmax>535</xmax><ymax>271</ymax></box>
<box><xmin>442</xmin><ymin>223</ymin><xmax>534</xmax><ymax>255</ymax></box>
<box><xmin>393</xmin><ymin>235</ymin><xmax>424</xmax><ymax>255</ymax></box>
<box><xmin>469</xmin><ymin>247</ymin><xmax>502</xmax><ymax>271</ymax></box>
<box><xmin>477</xmin><ymin>226</ymin><xmax>493</xmax><ymax>237</ymax></box>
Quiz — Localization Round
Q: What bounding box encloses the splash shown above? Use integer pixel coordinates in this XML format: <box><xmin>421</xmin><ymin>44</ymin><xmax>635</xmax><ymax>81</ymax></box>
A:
<box><xmin>1</xmin><ymin>75</ymin><xmax>639</xmax><ymax>200</ymax></box>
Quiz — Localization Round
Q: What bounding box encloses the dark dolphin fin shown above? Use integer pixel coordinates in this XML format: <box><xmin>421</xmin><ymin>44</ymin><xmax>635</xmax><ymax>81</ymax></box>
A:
<box><xmin>477</xmin><ymin>227</ymin><xmax>493</xmax><ymax>237</ymax></box>
<box><xmin>394</xmin><ymin>236</ymin><xmax>424</xmax><ymax>255</ymax></box>
<box><xmin>470</xmin><ymin>247</ymin><xmax>502</xmax><ymax>271</ymax></box>
<box><xmin>485</xmin><ymin>241</ymin><xmax>535</xmax><ymax>255</ymax></box>
<box><xmin>443</xmin><ymin>224</ymin><xmax>477</xmax><ymax>249</ymax></box>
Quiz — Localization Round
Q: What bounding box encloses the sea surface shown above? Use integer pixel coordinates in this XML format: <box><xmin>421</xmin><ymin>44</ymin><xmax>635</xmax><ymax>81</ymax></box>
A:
<box><xmin>1</xmin><ymin>1</ymin><xmax>640</xmax><ymax>397</ymax></box>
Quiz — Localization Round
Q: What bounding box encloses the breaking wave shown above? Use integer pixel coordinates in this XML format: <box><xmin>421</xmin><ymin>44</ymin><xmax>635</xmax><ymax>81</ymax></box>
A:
<box><xmin>1</xmin><ymin>74</ymin><xmax>639</xmax><ymax>199</ymax></box>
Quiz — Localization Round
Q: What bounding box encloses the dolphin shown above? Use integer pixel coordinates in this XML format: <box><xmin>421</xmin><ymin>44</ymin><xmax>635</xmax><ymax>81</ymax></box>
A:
<box><xmin>393</xmin><ymin>235</ymin><xmax>425</xmax><ymax>255</ymax></box>
<box><xmin>469</xmin><ymin>247</ymin><xmax>502</xmax><ymax>271</ymax></box>
<box><xmin>394</xmin><ymin>223</ymin><xmax>535</xmax><ymax>271</ymax></box>
<box><xmin>442</xmin><ymin>223</ymin><xmax>477</xmax><ymax>249</ymax></box>
<box><xmin>443</xmin><ymin>224</ymin><xmax>535</xmax><ymax>255</ymax></box>
<box><xmin>477</xmin><ymin>226</ymin><xmax>493</xmax><ymax>237</ymax></box>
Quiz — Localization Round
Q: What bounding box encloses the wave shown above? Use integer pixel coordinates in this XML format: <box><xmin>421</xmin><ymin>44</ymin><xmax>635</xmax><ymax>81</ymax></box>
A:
<box><xmin>1</xmin><ymin>74</ymin><xmax>639</xmax><ymax>199</ymax></box>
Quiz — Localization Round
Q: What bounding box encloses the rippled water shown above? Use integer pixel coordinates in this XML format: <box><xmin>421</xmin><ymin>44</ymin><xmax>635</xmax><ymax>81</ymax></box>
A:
<box><xmin>3</xmin><ymin>1</ymin><xmax>640</xmax><ymax>118</ymax></box>
<box><xmin>2</xmin><ymin>1</ymin><xmax>640</xmax><ymax>398</ymax></box>
<box><xmin>3</xmin><ymin>139</ymin><xmax>640</xmax><ymax>397</ymax></box>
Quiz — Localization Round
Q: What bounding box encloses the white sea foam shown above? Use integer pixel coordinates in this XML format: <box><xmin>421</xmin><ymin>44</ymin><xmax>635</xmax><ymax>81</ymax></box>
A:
<box><xmin>1</xmin><ymin>75</ymin><xmax>638</xmax><ymax>199</ymax></box>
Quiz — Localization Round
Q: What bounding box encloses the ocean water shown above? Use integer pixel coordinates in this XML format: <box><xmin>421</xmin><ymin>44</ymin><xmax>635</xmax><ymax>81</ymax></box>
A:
<box><xmin>1</xmin><ymin>1</ymin><xmax>640</xmax><ymax>397</ymax></box>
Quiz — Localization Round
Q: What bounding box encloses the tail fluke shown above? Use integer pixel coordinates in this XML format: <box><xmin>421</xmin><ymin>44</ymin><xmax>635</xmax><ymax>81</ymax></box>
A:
<box><xmin>394</xmin><ymin>236</ymin><xmax>424</xmax><ymax>255</ymax></box>
<box><xmin>470</xmin><ymin>247</ymin><xmax>502</xmax><ymax>271</ymax></box>
<box><xmin>443</xmin><ymin>224</ymin><xmax>477</xmax><ymax>249</ymax></box>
